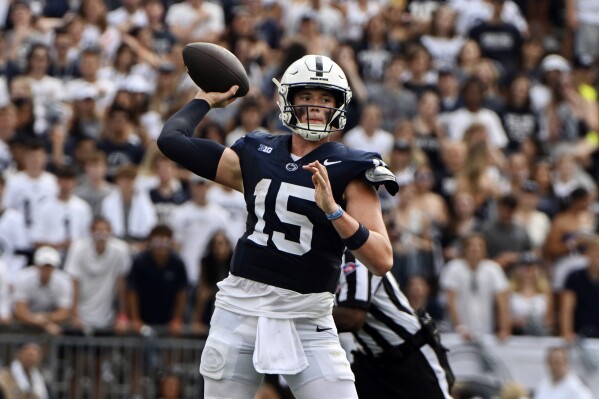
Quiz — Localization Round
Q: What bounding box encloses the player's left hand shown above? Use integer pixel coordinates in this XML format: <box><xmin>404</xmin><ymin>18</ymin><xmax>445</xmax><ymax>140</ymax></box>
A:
<box><xmin>303</xmin><ymin>161</ymin><xmax>338</xmax><ymax>215</ymax></box>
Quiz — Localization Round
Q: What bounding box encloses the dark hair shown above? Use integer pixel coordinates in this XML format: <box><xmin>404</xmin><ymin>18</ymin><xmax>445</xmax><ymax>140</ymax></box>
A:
<box><xmin>149</xmin><ymin>224</ymin><xmax>174</xmax><ymax>239</ymax></box>
<box><xmin>499</xmin><ymin>194</ymin><xmax>518</xmax><ymax>209</ymax></box>
<box><xmin>54</xmin><ymin>165</ymin><xmax>78</xmax><ymax>179</ymax></box>
<box><xmin>91</xmin><ymin>216</ymin><xmax>111</xmax><ymax>230</ymax></box>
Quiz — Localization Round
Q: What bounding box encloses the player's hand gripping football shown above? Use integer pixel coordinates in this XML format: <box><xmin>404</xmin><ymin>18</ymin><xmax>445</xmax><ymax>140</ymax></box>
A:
<box><xmin>303</xmin><ymin>161</ymin><xmax>338</xmax><ymax>216</ymax></box>
<box><xmin>195</xmin><ymin>85</ymin><xmax>239</xmax><ymax>108</ymax></box>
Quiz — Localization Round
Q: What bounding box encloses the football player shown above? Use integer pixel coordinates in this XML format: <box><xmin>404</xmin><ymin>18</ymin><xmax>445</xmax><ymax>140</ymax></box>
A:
<box><xmin>158</xmin><ymin>54</ymin><xmax>398</xmax><ymax>399</ymax></box>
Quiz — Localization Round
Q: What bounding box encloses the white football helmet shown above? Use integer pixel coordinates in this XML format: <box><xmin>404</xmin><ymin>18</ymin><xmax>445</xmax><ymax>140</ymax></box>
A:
<box><xmin>273</xmin><ymin>55</ymin><xmax>352</xmax><ymax>141</ymax></box>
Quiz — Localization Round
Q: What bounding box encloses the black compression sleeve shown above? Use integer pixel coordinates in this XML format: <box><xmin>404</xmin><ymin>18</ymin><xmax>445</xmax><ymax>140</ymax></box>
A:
<box><xmin>157</xmin><ymin>99</ymin><xmax>226</xmax><ymax>181</ymax></box>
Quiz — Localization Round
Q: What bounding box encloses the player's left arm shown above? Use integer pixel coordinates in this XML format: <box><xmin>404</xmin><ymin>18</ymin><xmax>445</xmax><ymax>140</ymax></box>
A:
<box><xmin>343</xmin><ymin>179</ymin><xmax>393</xmax><ymax>276</ymax></box>
<box><xmin>304</xmin><ymin>160</ymin><xmax>392</xmax><ymax>276</ymax></box>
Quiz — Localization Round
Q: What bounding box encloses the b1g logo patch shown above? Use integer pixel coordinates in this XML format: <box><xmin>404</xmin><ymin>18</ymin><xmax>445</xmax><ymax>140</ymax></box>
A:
<box><xmin>342</xmin><ymin>262</ymin><xmax>356</xmax><ymax>275</ymax></box>
<box><xmin>258</xmin><ymin>144</ymin><xmax>272</xmax><ymax>153</ymax></box>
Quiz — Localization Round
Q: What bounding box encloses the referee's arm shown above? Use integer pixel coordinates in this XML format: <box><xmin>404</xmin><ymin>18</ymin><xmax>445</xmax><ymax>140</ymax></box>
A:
<box><xmin>333</xmin><ymin>306</ymin><xmax>366</xmax><ymax>333</ymax></box>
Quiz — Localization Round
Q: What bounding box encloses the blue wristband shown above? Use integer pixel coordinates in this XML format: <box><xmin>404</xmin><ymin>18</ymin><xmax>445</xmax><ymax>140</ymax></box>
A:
<box><xmin>326</xmin><ymin>205</ymin><xmax>343</xmax><ymax>220</ymax></box>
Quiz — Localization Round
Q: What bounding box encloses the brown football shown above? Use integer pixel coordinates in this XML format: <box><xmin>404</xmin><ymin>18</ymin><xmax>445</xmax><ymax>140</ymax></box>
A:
<box><xmin>182</xmin><ymin>42</ymin><xmax>249</xmax><ymax>97</ymax></box>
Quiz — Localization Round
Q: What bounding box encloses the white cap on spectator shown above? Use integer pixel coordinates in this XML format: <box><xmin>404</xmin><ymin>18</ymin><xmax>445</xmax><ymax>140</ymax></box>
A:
<box><xmin>34</xmin><ymin>246</ymin><xmax>61</xmax><ymax>267</ymax></box>
<box><xmin>540</xmin><ymin>54</ymin><xmax>571</xmax><ymax>73</ymax></box>
<box><xmin>121</xmin><ymin>75</ymin><xmax>153</xmax><ymax>94</ymax></box>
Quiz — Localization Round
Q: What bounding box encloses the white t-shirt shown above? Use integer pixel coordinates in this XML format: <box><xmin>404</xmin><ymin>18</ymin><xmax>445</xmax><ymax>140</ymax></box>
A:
<box><xmin>0</xmin><ymin>208</ymin><xmax>30</xmax><ymax>277</ymax></box>
<box><xmin>440</xmin><ymin>258</ymin><xmax>509</xmax><ymax>334</ymax></box>
<box><xmin>577</xmin><ymin>0</ymin><xmax>599</xmax><ymax>25</ymax></box>
<box><xmin>510</xmin><ymin>292</ymin><xmax>548</xmax><ymax>322</ymax></box>
<box><xmin>12</xmin><ymin>266</ymin><xmax>73</xmax><ymax>313</ymax></box>
<box><xmin>451</xmin><ymin>0</ymin><xmax>528</xmax><ymax>35</ymax></box>
<box><xmin>534</xmin><ymin>373</ymin><xmax>593</xmax><ymax>399</ymax></box>
<box><xmin>343</xmin><ymin>127</ymin><xmax>394</xmax><ymax>160</ymax></box>
<box><xmin>441</xmin><ymin>107</ymin><xmax>508</xmax><ymax>148</ymax></box>
<box><xmin>170</xmin><ymin>201</ymin><xmax>229</xmax><ymax>285</ymax></box>
<box><xmin>30</xmin><ymin>195</ymin><xmax>93</xmax><ymax>246</ymax></box>
<box><xmin>3</xmin><ymin>171</ymin><xmax>59</xmax><ymax>235</ymax></box>
<box><xmin>106</xmin><ymin>7</ymin><xmax>148</xmax><ymax>28</ymax></box>
<box><xmin>420</xmin><ymin>35</ymin><xmax>465</xmax><ymax>70</ymax></box>
<box><xmin>165</xmin><ymin>1</ymin><xmax>224</xmax><ymax>41</ymax></box>
<box><xmin>206</xmin><ymin>185</ymin><xmax>248</xmax><ymax>244</ymax></box>
<box><xmin>65</xmin><ymin>237</ymin><xmax>131</xmax><ymax>329</ymax></box>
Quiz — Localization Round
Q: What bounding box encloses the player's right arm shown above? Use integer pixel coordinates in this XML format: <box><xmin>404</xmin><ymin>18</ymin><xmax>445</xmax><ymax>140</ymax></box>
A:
<box><xmin>157</xmin><ymin>86</ymin><xmax>243</xmax><ymax>192</ymax></box>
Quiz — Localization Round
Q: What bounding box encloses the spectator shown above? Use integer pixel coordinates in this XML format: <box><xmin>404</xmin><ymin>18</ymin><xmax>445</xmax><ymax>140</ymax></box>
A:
<box><xmin>441</xmin><ymin>77</ymin><xmax>508</xmax><ymax>148</ymax></box>
<box><xmin>389</xmin><ymin>182</ymin><xmax>436</xmax><ymax>286</ymax></box>
<box><xmin>12</xmin><ymin>246</ymin><xmax>73</xmax><ymax>335</ymax></box>
<box><xmin>354</xmin><ymin>14</ymin><xmax>394</xmax><ymax>86</ymax></box>
<box><xmin>550</xmin><ymin>151</ymin><xmax>596</xmax><ymax>201</ymax></box>
<box><xmin>366</xmin><ymin>55</ymin><xmax>418</xmax><ymax>133</ymax></box>
<box><xmin>30</xmin><ymin>166</ymin><xmax>93</xmax><ymax>256</ymax></box>
<box><xmin>420</xmin><ymin>5</ymin><xmax>465</xmax><ymax>71</ymax></box>
<box><xmin>127</xmin><ymin>224</ymin><xmax>187</xmax><ymax>335</ymax></box>
<box><xmin>66</xmin><ymin>83</ymin><xmax>103</xmax><ymax>144</ymax></box>
<box><xmin>343</xmin><ymin>103</ymin><xmax>394</xmax><ymax>161</ymax></box>
<box><xmin>533</xmin><ymin>346</ymin><xmax>593</xmax><ymax>399</ymax></box>
<box><xmin>437</xmin><ymin>67</ymin><xmax>463</xmax><ymax>113</ymax></box>
<box><xmin>157</xmin><ymin>373</ymin><xmax>183</xmax><ymax>399</ymax></box>
<box><xmin>406</xmin><ymin>274</ymin><xmax>445</xmax><ymax>323</ymax></box>
<box><xmin>531</xmin><ymin>158</ymin><xmax>560</xmax><ymax>218</ymax></box>
<box><xmin>474</xmin><ymin>58</ymin><xmax>506</xmax><ymax>114</ymax></box>
<box><xmin>456</xmin><ymin>39</ymin><xmax>483</xmax><ymax>81</ymax></box>
<box><xmin>170</xmin><ymin>175</ymin><xmax>228</xmax><ymax>288</ymax></box>
<box><xmin>468</xmin><ymin>0</ymin><xmax>523</xmax><ymax>81</ymax></box>
<box><xmin>501</xmin><ymin>74</ymin><xmax>541</xmax><ymax>153</ymax></box>
<box><xmin>440</xmin><ymin>233</ymin><xmax>511</xmax><ymax>340</ymax></box>
<box><xmin>65</xmin><ymin>217</ymin><xmax>131</xmax><ymax>332</ymax></box>
<box><xmin>412</xmin><ymin>90</ymin><xmax>447</xmax><ymax>171</ymax></box>
<box><xmin>452</xmin><ymin>0</ymin><xmax>528</xmax><ymax>37</ymax></box>
<box><xmin>225</xmin><ymin>96</ymin><xmax>269</xmax><ymax>147</ymax></box>
<box><xmin>74</xmin><ymin>151</ymin><xmax>114</xmax><ymax>216</ymax></box>
<box><xmin>165</xmin><ymin>0</ymin><xmax>225</xmax><ymax>44</ymax></box>
<box><xmin>514</xmin><ymin>180</ymin><xmax>551</xmax><ymax>249</ymax></box>
<box><xmin>100</xmin><ymin>164</ymin><xmax>157</xmax><ymax>249</ymax></box>
<box><xmin>509</xmin><ymin>252</ymin><xmax>553</xmax><ymax>336</ymax></box>
<box><xmin>106</xmin><ymin>0</ymin><xmax>148</xmax><ymax>32</ymax></box>
<box><xmin>66</xmin><ymin>47</ymin><xmax>117</xmax><ymax>115</ymax></box>
<box><xmin>0</xmin><ymin>175</ymin><xmax>30</xmax><ymax>276</ymax></box>
<box><xmin>21</xmin><ymin>43</ymin><xmax>67</xmax><ymax>136</ymax></box>
<box><xmin>145</xmin><ymin>0</ymin><xmax>176</xmax><ymax>56</ymax></box>
<box><xmin>544</xmin><ymin>186</ymin><xmax>595</xmax><ymax>290</ymax></box>
<box><xmin>480</xmin><ymin>194</ymin><xmax>533</xmax><ymax>270</ymax></box>
<box><xmin>97</xmin><ymin>105</ymin><xmax>146</xmax><ymax>179</ymax></box>
<box><xmin>401</xmin><ymin>43</ymin><xmax>438</xmax><ymax>98</ymax></box>
<box><xmin>206</xmin><ymin>181</ymin><xmax>247</xmax><ymax>244</ymax></box>
<box><xmin>147</xmin><ymin>152</ymin><xmax>188</xmax><ymax>225</ymax></box>
<box><xmin>3</xmin><ymin>140</ymin><xmax>58</xmax><ymax>236</ymax></box>
<box><xmin>561</xmin><ymin>236</ymin><xmax>599</xmax><ymax>341</ymax></box>
<box><xmin>442</xmin><ymin>191</ymin><xmax>483</xmax><ymax>261</ymax></box>
<box><xmin>413</xmin><ymin>164</ymin><xmax>449</xmax><ymax>229</ymax></box>
<box><xmin>0</xmin><ymin>104</ymin><xmax>16</xmax><ymax>173</ymax></box>
<box><xmin>191</xmin><ymin>230</ymin><xmax>233</xmax><ymax>334</ymax></box>
<box><xmin>566</xmin><ymin>0</ymin><xmax>599</xmax><ymax>60</ymax></box>
<box><xmin>0</xmin><ymin>341</ymin><xmax>49</xmax><ymax>399</ymax></box>
<box><xmin>48</xmin><ymin>26</ymin><xmax>78</xmax><ymax>83</ymax></box>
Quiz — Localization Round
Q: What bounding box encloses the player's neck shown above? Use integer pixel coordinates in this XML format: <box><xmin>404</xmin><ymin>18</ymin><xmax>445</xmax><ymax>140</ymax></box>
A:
<box><xmin>291</xmin><ymin>134</ymin><xmax>326</xmax><ymax>158</ymax></box>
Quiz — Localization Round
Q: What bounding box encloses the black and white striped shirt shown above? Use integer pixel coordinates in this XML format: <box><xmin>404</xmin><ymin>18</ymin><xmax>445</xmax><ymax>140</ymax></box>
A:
<box><xmin>336</xmin><ymin>256</ymin><xmax>421</xmax><ymax>356</ymax></box>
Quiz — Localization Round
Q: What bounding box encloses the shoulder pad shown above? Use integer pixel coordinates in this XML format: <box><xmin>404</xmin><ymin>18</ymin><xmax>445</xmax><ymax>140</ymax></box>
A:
<box><xmin>365</xmin><ymin>166</ymin><xmax>399</xmax><ymax>196</ymax></box>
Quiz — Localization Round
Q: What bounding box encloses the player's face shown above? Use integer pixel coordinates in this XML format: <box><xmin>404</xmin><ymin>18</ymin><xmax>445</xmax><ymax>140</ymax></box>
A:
<box><xmin>292</xmin><ymin>88</ymin><xmax>336</xmax><ymax>126</ymax></box>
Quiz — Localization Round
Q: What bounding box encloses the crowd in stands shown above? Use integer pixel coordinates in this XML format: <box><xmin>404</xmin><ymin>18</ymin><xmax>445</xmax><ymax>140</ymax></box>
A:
<box><xmin>0</xmin><ymin>0</ymin><xmax>598</xmax><ymax>397</ymax></box>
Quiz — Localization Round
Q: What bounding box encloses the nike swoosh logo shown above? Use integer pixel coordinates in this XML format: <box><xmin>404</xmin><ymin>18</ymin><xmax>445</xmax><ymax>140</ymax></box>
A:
<box><xmin>323</xmin><ymin>159</ymin><xmax>341</xmax><ymax>166</ymax></box>
<box><xmin>316</xmin><ymin>326</ymin><xmax>333</xmax><ymax>332</ymax></box>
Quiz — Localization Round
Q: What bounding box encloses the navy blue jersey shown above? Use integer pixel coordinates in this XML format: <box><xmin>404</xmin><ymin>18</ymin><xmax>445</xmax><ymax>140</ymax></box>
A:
<box><xmin>230</xmin><ymin>131</ymin><xmax>385</xmax><ymax>294</ymax></box>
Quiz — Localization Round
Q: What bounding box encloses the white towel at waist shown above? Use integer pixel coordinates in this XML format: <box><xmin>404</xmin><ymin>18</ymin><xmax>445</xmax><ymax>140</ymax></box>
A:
<box><xmin>253</xmin><ymin>316</ymin><xmax>308</xmax><ymax>375</ymax></box>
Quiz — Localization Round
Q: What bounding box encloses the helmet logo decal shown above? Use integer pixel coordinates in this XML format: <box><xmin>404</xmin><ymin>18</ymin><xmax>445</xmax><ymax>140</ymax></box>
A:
<box><xmin>315</xmin><ymin>55</ymin><xmax>323</xmax><ymax>77</ymax></box>
<box><xmin>286</xmin><ymin>163</ymin><xmax>299</xmax><ymax>171</ymax></box>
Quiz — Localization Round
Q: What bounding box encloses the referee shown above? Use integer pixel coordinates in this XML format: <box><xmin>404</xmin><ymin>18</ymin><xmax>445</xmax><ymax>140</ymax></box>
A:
<box><xmin>334</xmin><ymin>253</ymin><xmax>454</xmax><ymax>399</ymax></box>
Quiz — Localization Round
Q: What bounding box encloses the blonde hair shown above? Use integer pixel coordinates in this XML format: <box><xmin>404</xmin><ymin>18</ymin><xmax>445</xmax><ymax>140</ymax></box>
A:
<box><xmin>510</xmin><ymin>264</ymin><xmax>551</xmax><ymax>295</ymax></box>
